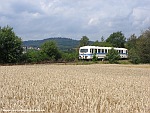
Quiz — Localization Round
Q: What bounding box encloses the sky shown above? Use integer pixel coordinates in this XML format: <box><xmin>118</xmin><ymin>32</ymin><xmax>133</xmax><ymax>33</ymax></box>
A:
<box><xmin>0</xmin><ymin>0</ymin><xmax>150</xmax><ymax>41</ymax></box>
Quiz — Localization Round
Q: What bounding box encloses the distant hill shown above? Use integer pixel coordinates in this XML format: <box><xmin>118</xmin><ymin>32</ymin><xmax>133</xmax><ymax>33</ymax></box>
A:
<box><xmin>23</xmin><ymin>37</ymin><xmax>80</xmax><ymax>51</ymax></box>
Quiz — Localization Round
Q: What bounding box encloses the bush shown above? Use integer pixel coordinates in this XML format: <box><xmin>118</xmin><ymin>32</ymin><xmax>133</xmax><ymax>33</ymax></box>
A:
<box><xmin>22</xmin><ymin>50</ymin><xmax>49</xmax><ymax>63</ymax></box>
<box><xmin>104</xmin><ymin>48</ymin><xmax>120</xmax><ymax>63</ymax></box>
<box><xmin>61</xmin><ymin>52</ymin><xmax>77</xmax><ymax>62</ymax></box>
<box><xmin>128</xmin><ymin>48</ymin><xmax>140</xmax><ymax>64</ymax></box>
<box><xmin>92</xmin><ymin>53</ymin><xmax>98</xmax><ymax>62</ymax></box>
<box><xmin>41</xmin><ymin>41</ymin><xmax>61</xmax><ymax>61</ymax></box>
<box><xmin>130</xmin><ymin>56</ymin><xmax>140</xmax><ymax>64</ymax></box>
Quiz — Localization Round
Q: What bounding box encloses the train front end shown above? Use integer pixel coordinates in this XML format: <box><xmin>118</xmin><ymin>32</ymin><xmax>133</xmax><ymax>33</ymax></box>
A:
<box><xmin>79</xmin><ymin>46</ymin><xmax>92</xmax><ymax>60</ymax></box>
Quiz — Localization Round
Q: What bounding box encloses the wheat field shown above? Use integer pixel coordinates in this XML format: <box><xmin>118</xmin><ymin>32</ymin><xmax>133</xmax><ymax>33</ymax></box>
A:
<box><xmin>0</xmin><ymin>64</ymin><xmax>150</xmax><ymax>113</ymax></box>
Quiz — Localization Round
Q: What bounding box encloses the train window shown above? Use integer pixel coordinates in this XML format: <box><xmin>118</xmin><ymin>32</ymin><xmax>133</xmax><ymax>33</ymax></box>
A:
<box><xmin>121</xmin><ymin>50</ymin><xmax>123</xmax><ymax>54</ymax></box>
<box><xmin>105</xmin><ymin>49</ymin><xmax>107</xmax><ymax>53</ymax></box>
<box><xmin>80</xmin><ymin>49</ymin><xmax>88</xmax><ymax>53</ymax></box>
<box><xmin>98</xmin><ymin>49</ymin><xmax>100</xmax><ymax>53</ymax></box>
<box><xmin>102</xmin><ymin>49</ymin><xmax>104</xmax><ymax>53</ymax></box>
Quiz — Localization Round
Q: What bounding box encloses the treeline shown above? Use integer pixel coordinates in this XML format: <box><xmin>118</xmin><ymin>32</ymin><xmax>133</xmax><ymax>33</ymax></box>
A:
<box><xmin>22</xmin><ymin>41</ymin><xmax>79</xmax><ymax>63</ymax></box>
<box><xmin>0</xmin><ymin>26</ymin><xmax>150</xmax><ymax>64</ymax></box>
<box><xmin>0</xmin><ymin>26</ymin><xmax>78</xmax><ymax>64</ymax></box>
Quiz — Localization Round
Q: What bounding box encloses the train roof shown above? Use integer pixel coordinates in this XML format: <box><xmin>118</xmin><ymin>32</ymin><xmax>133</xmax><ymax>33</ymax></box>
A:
<box><xmin>80</xmin><ymin>46</ymin><xmax>127</xmax><ymax>50</ymax></box>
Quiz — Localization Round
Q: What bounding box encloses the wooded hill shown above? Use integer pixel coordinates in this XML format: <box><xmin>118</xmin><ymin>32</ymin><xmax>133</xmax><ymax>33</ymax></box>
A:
<box><xmin>23</xmin><ymin>37</ymin><xmax>80</xmax><ymax>51</ymax></box>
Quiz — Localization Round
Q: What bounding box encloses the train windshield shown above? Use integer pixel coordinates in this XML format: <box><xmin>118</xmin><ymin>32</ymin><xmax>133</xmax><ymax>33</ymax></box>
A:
<box><xmin>80</xmin><ymin>49</ymin><xmax>88</xmax><ymax>53</ymax></box>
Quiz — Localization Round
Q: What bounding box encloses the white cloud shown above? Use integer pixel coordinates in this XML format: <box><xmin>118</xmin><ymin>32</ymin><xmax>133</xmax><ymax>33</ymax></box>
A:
<box><xmin>0</xmin><ymin>0</ymin><xmax>150</xmax><ymax>41</ymax></box>
<box><xmin>88</xmin><ymin>18</ymin><xmax>100</xmax><ymax>26</ymax></box>
<box><xmin>132</xmin><ymin>7</ymin><xmax>149</xmax><ymax>21</ymax></box>
<box><xmin>130</xmin><ymin>7</ymin><xmax>150</xmax><ymax>29</ymax></box>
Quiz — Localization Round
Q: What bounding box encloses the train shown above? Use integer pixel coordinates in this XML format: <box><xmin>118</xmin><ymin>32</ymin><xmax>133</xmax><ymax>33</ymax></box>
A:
<box><xmin>79</xmin><ymin>46</ymin><xmax>128</xmax><ymax>60</ymax></box>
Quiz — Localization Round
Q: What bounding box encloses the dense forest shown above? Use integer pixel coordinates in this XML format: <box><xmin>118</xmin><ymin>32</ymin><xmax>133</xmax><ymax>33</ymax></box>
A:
<box><xmin>0</xmin><ymin>26</ymin><xmax>150</xmax><ymax>64</ymax></box>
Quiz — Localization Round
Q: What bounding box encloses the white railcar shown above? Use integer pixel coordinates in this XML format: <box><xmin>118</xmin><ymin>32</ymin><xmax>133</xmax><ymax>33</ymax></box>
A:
<box><xmin>79</xmin><ymin>46</ymin><xmax>128</xmax><ymax>60</ymax></box>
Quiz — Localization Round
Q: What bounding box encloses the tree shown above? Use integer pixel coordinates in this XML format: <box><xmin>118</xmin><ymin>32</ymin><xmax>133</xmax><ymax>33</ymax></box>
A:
<box><xmin>92</xmin><ymin>40</ymin><xmax>113</xmax><ymax>47</ymax></box>
<box><xmin>92</xmin><ymin>40</ymin><xmax>99</xmax><ymax>46</ymax></box>
<box><xmin>79</xmin><ymin>36</ymin><xmax>89</xmax><ymax>47</ymax></box>
<box><xmin>101</xmin><ymin>36</ymin><xmax>105</xmax><ymax>42</ymax></box>
<box><xmin>106</xmin><ymin>31</ymin><xmax>126</xmax><ymax>48</ymax></box>
<box><xmin>126</xmin><ymin>34</ymin><xmax>137</xmax><ymax>50</ymax></box>
<box><xmin>128</xmin><ymin>48</ymin><xmax>140</xmax><ymax>64</ymax></box>
<box><xmin>41</xmin><ymin>41</ymin><xmax>61</xmax><ymax>61</ymax></box>
<box><xmin>136</xmin><ymin>29</ymin><xmax>150</xmax><ymax>63</ymax></box>
<box><xmin>92</xmin><ymin>37</ymin><xmax>112</xmax><ymax>47</ymax></box>
<box><xmin>104</xmin><ymin>48</ymin><xmax>120</xmax><ymax>63</ymax></box>
<box><xmin>125</xmin><ymin>34</ymin><xmax>140</xmax><ymax>64</ymax></box>
<box><xmin>0</xmin><ymin>26</ymin><xmax>23</xmax><ymax>63</ymax></box>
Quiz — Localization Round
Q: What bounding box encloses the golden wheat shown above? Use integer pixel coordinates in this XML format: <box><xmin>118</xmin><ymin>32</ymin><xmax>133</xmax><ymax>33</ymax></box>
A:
<box><xmin>0</xmin><ymin>64</ymin><xmax>150</xmax><ymax>113</ymax></box>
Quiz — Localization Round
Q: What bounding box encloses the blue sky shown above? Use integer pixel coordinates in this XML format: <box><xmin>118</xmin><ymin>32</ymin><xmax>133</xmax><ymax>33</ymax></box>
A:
<box><xmin>0</xmin><ymin>0</ymin><xmax>150</xmax><ymax>41</ymax></box>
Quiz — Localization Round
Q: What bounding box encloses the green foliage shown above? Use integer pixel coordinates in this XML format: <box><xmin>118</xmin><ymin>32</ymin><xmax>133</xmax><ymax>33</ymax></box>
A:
<box><xmin>92</xmin><ymin>53</ymin><xmax>98</xmax><ymax>62</ymax></box>
<box><xmin>126</xmin><ymin>29</ymin><xmax>150</xmax><ymax>64</ymax></box>
<box><xmin>79</xmin><ymin>36</ymin><xmax>89</xmax><ymax>47</ymax></box>
<box><xmin>92</xmin><ymin>36</ymin><xmax>112</xmax><ymax>47</ymax></box>
<box><xmin>104</xmin><ymin>48</ymin><xmax>120</xmax><ymax>63</ymax></box>
<box><xmin>22</xmin><ymin>50</ymin><xmax>49</xmax><ymax>63</ymax></box>
<box><xmin>92</xmin><ymin>40</ymin><xmax>113</xmax><ymax>47</ymax></box>
<box><xmin>128</xmin><ymin>48</ymin><xmax>140</xmax><ymax>64</ymax></box>
<box><xmin>126</xmin><ymin>34</ymin><xmax>137</xmax><ymax>50</ymax></box>
<box><xmin>21</xmin><ymin>41</ymin><xmax>79</xmax><ymax>63</ymax></box>
<box><xmin>130</xmin><ymin>56</ymin><xmax>140</xmax><ymax>64</ymax></box>
<box><xmin>61</xmin><ymin>52</ymin><xmax>76</xmax><ymax>62</ymax></box>
<box><xmin>41</xmin><ymin>41</ymin><xmax>61</xmax><ymax>61</ymax></box>
<box><xmin>126</xmin><ymin>34</ymin><xmax>140</xmax><ymax>64</ymax></box>
<box><xmin>136</xmin><ymin>30</ymin><xmax>150</xmax><ymax>63</ymax></box>
<box><xmin>106</xmin><ymin>31</ymin><xmax>126</xmax><ymax>48</ymax></box>
<box><xmin>23</xmin><ymin>50</ymin><xmax>40</xmax><ymax>63</ymax></box>
<box><xmin>92</xmin><ymin>40</ymin><xmax>99</xmax><ymax>46</ymax></box>
<box><xmin>61</xmin><ymin>49</ymin><xmax>79</xmax><ymax>62</ymax></box>
<box><xmin>21</xmin><ymin>41</ymin><xmax>60</xmax><ymax>63</ymax></box>
<box><xmin>0</xmin><ymin>26</ymin><xmax>23</xmax><ymax>63</ymax></box>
